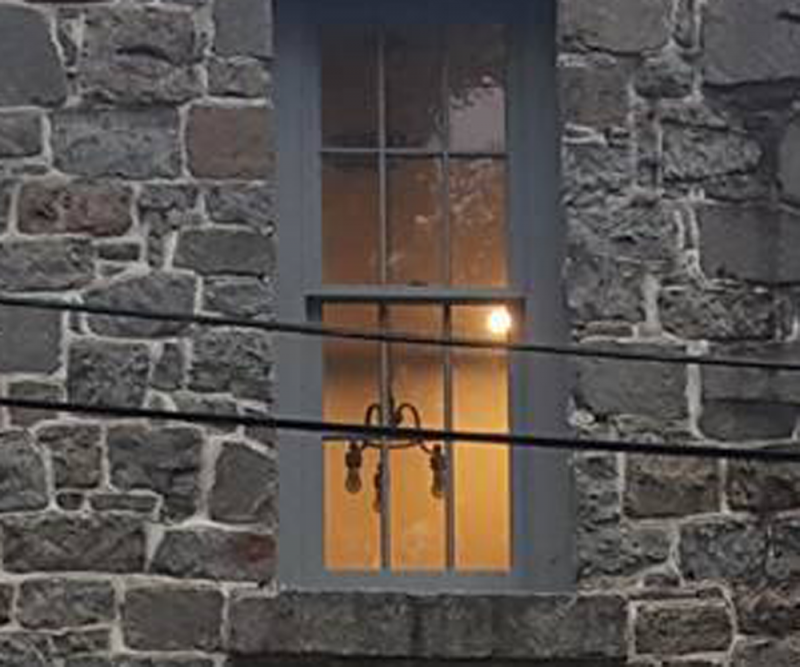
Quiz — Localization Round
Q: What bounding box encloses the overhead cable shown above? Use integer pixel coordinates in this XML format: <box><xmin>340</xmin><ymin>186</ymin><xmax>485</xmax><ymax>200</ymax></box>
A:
<box><xmin>2</xmin><ymin>395</ymin><xmax>800</xmax><ymax>463</ymax></box>
<box><xmin>0</xmin><ymin>293</ymin><xmax>798</xmax><ymax>373</ymax></box>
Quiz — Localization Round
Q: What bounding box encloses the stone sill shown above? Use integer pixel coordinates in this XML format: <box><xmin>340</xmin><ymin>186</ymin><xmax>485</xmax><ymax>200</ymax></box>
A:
<box><xmin>228</xmin><ymin>592</ymin><xmax>627</xmax><ymax>665</ymax></box>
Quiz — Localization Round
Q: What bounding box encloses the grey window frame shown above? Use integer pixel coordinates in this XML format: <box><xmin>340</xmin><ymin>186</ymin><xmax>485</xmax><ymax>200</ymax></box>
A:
<box><xmin>275</xmin><ymin>0</ymin><xmax>573</xmax><ymax>592</ymax></box>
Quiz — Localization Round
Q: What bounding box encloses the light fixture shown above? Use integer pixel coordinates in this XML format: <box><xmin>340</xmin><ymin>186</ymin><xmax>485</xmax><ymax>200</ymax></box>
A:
<box><xmin>487</xmin><ymin>306</ymin><xmax>513</xmax><ymax>336</ymax></box>
<box><xmin>345</xmin><ymin>398</ymin><xmax>447</xmax><ymax>511</ymax></box>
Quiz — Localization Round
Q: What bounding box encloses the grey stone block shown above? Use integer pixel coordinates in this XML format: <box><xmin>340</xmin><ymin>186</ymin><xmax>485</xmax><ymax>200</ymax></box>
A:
<box><xmin>38</xmin><ymin>424</ymin><xmax>103</xmax><ymax>489</ymax></box>
<box><xmin>8</xmin><ymin>380</ymin><xmax>63</xmax><ymax>427</ymax></box>
<box><xmin>67</xmin><ymin>340</ymin><xmax>150</xmax><ymax>408</ymax></box>
<box><xmin>210</xmin><ymin>441</ymin><xmax>277</xmax><ymax>525</ymax></box>
<box><xmin>0</xmin><ymin>431</ymin><xmax>48</xmax><ymax>513</ymax></box>
<box><xmin>578</xmin><ymin>525</ymin><xmax>671</xmax><ymax>580</ymax></box>
<box><xmin>151</xmin><ymin>527</ymin><xmax>275</xmax><ymax>582</ymax></box>
<box><xmin>0</xmin><ymin>304</ymin><xmax>62</xmax><ymax>373</ymax></box>
<box><xmin>679</xmin><ymin>518</ymin><xmax>766</xmax><ymax>583</ymax></box>
<box><xmin>736</xmin><ymin>582</ymin><xmax>800</xmax><ymax>637</ymax></box>
<box><xmin>86</xmin><ymin>272</ymin><xmax>197</xmax><ymax>338</ymax></box>
<box><xmin>0</xmin><ymin>633</ymin><xmax>52</xmax><ymax>667</ymax></box>
<box><xmin>728</xmin><ymin>460</ymin><xmax>800</xmax><ymax>514</ymax></box>
<box><xmin>205</xmin><ymin>183</ymin><xmax>275</xmax><ymax>228</ymax></box>
<box><xmin>732</xmin><ymin>638</ymin><xmax>800</xmax><ymax>667</ymax></box>
<box><xmin>53</xmin><ymin>109</ymin><xmax>181</xmax><ymax>179</ymax></box>
<box><xmin>213</xmin><ymin>0</ymin><xmax>272</xmax><ymax>59</ymax></box>
<box><xmin>634</xmin><ymin>602</ymin><xmax>733</xmax><ymax>656</ymax></box>
<box><xmin>663</xmin><ymin>124</ymin><xmax>761</xmax><ymax>183</ymax></box>
<box><xmin>107</xmin><ymin>425</ymin><xmax>203</xmax><ymax>521</ymax></box>
<box><xmin>203</xmin><ymin>277</ymin><xmax>274</xmax><ymax>319</ymax></box>
<box><xmin>123</xmin><ymin>586</ymin><xmax>223</xmax><ymax>651</ymax></box>
<box><xmin>559</xmin><ymin>61</ymin><xmax>629</xmax><ymax>128</ymax></box>
<box><xmin>0</xmin><ymin>6</ymin><xmax>67</xmax><ymax>106</ymax></box>
<box><xmin>1</xmin><ymin>513</ymin><xmax>146</xmax><ymax>573</ymax></box>
<box><xmin>767</xmin><ymin>517</ymin><xmax>800</xmax><ymax>581</ymax></box>
<box><xmin>208</xmin><ymin>58</ymin><xmax>271</xmax><ymax>99</ymax></box>
<box><xmin>175</xmin><ymin>228</ymin><xmax>274</xmax><ymax>277</ymax></box>
<box><xmin>18</xmin><ymin>579</ymin><xmax>115</xmax><ymax>629</ymax></box>
<box><xmin>0</xmin><ymin>239</ymin><xmax>94</xmax><ymax>292</ymax></box>
<box><xmin>0</xmin><ymin>112</ymin><xmax>42</xmax><ymax>158</ymax></box>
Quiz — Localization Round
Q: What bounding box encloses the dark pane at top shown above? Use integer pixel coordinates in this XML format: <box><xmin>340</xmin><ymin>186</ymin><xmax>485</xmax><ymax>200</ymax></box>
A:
<box><xmin>321</xmin><ymin>27</ymin><xmax>379</xmax><ymax>147</ymax></box>
<box><xmin>386</xmin><ymin>27</ymin><xmax>444</xmax><ymax>149</ymax></box>
<box><xmin>448</xmin><ymin>25</ymin><xmax>506</xmax><ymax>153</ymax></box>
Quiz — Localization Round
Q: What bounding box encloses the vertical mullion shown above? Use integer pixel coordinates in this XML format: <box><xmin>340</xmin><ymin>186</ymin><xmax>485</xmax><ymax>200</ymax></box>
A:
<box><xmin>443</xmin><ymin>305</ymin><xmax>455</xmax><ymax>571</ymax></box>
<box><xmin>377</xmin><ymin>30</ymin><xmax>392</xmax><ymax>572</ymax></box>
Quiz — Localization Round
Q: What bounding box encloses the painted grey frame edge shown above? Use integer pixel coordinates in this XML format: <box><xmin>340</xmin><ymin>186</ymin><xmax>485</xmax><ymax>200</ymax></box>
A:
<box><xmin>275</xmin><ymin>0</ymin><xmax>574</xmax><ymax>593</ymax></box>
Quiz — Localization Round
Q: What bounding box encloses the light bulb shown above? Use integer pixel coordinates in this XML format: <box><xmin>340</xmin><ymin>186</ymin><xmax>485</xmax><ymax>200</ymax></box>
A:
<box><xmin>487</xmin><ymin>307</ymin><xmax>513</xmax><ymax>336</ymax></box>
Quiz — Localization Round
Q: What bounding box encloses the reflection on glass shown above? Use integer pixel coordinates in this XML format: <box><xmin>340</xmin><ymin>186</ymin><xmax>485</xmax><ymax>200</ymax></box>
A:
<box><xmin>388</xmin><ymin>158</ymin><xmax>444</xmax><ymax>286</ymax></box>
<box><xmin>448</xmin><ymin>25</ymin><xmax>506</xmax><ymax>153</ymax></box>
<box><xmin>321</xmin><ymin>27</ymin><xmax>378</xmax><ymax>147</ymax></box>
<box><xmin>389</xmin><ymin>306</ymin><xmax>446</xmax><ymax>570</ymax></box>
<box><xmin>323</xmin><ymin>305</ymin><xmax>381</xmax><ymax>570</ymax></box>
<box><xmin>453</xmin><ymin>305</ymin><xmax>511</xmax><ymax>571</ymax></box>
<box><xmin>323</xmin><ymin>156</ymin><xmax>380</xmax><ymax>285</ymax></box>
<box><xmin>451</xmin><ymin>159</ymin><xmax>507</xmax><ymax>287</ymax></box>
<box><xmin>386</xmin><ymin>27</ymin><xmax>444</xmax><ymax>149</ymax></box>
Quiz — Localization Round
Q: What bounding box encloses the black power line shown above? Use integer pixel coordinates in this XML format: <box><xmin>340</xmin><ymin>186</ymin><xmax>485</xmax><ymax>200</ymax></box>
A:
<box><xmin>1</xmin><ymin>293</ymin><xmax>800</xmax><ymax>373</ymax></box>
<box><xmin>3</xmin><ymin>395</ymin><xmax>800</xmax><ymax>463</ymax></box>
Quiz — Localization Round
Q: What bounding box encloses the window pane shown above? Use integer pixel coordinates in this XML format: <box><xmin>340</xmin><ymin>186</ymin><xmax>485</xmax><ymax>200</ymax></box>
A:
<box><xmin>453</xmin><ymin>305</ymin><xmax>511</xmax><ymax>572</ymax></box>
<box><xmin>389</xmin><ymin>306</ymin><xmax>446</xmax><ymax>571</ymax></box>
<box><xmin>323</xmin><ymin>156</ymin><xmax>380</xmax><ymax>284</ymax></box>
<box><xmin>386</xmin><ymin>27</ymin><xmax>444</xmax><ymax>149</ymax></box>
<box><xmin>388</xmin><ymin>158</ymin><xmax>444</xmax><ymax>285</ymax></box>
<box><xmin>450</xmin><ymin>158</ymin><xmax>507</xmax><ymax>287</ymax></box>
<box><xmin>448</xmin><ymin>25</ymin><xmax>506</xmax><ymax>153</ymax></box>
<box><xmin>323</xmin><ymin>305</ymin><xmax>381</xmax><ymax>570</ymax></box>
<box><xmin>321</xmin><ymin>27</ymin><xmax>378</xmax><ymax>147</ymax></box>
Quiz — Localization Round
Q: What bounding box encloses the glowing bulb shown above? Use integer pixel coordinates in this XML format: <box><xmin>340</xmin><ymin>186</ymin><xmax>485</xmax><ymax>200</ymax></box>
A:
<box><xmin>487</xmin><ymin>307</ymin><xmax>513</xmax><ymax>336</ymax></box>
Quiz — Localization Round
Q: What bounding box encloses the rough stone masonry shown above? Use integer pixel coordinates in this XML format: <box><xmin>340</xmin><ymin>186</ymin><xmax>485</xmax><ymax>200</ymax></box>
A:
<box><xmin>0</xmin><ymin>0</ymin><xmax>800</xmax><ymax>665</ymax></box>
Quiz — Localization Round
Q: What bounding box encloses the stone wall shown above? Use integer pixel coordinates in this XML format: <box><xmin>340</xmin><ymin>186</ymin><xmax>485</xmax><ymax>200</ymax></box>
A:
<box><xmin>0</xmin><ymin>0</ymin><xmax>799</xmax><ymax>665</ymax></box>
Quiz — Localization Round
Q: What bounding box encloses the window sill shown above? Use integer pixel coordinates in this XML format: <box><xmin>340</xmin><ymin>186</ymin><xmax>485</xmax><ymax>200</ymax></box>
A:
<box><xmin>228</xmin><ymin>591</ymin><xmax>626</xmax><ymax>665</ymax></box>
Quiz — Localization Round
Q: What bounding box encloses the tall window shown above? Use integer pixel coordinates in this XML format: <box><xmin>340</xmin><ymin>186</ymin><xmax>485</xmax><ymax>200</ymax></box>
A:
<box><xmin>277</xmin><ymin>0</ymin><xmax>571</xmax><ymax>590</ymax></box>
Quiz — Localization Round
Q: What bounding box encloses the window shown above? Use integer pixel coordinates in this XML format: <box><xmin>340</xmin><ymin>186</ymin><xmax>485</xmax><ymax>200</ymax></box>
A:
<box><xmin>276</xmin><ymin>0</ymin><xmax>572</xmax><ymax>591</ymax></box>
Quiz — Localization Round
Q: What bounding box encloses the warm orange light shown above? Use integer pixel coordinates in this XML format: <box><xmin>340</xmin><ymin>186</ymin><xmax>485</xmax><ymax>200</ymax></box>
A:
<box><xmin>487</xmin><ymin>307</ymin><xmax>512</xmax><ymax>336</ymax></box>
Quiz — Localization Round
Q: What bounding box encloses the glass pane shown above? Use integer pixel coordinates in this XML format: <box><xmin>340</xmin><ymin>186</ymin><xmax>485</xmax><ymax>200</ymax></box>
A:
<box><xmin>323</xmin><ymin>305</ymin><xmax>381</xmax><ymax>570</ymax></box>
<box><xmin>321</xmin><ymin>27</ymin><xmax>378</xmax><ymax>147</ymax></box>
<box><xmin>450</xmin><ymin>158</ymin><xmax>508</xmax><ymax>287</ymax></box>
<box><xmin>387</xmin><ymin>158</ymin><xmax>444</xmax><ymax>285</ymax></box>
<box><xmin>448</xmin><ymin>25</ymin><xmax>507</xmax><ymax>153</ymax></box>
<box><xmin>453</xmin><ymin>305</ymin><xmax>511</xmax><ymax>571</ymax></box>
<box><xmin>386</xmin><ymin>27</ymin><xmax>444</xmax><ymax>149</ymax></box>
<box><xmin>389</xmin><ymin>306</ymin><xmax>446</xmax><ymax>571</ymax></box>
<box><xmin>323</xmin><ymin>156</ymin><xmax>380</xmax><ymax>285</ymax></box>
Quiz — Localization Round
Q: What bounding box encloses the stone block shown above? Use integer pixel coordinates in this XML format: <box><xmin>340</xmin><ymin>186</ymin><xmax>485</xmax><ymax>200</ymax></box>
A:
<box><xmin>210</xmin><ymin>441</ymin><xmax>277</xmax><ymax>525</ymax></box>
<box><xmin>704</xmin><ymin>0</ymin><xmax>800</xmax><ymax>86</ymax></box>
<box><xmin>0</xmin><ymin>584</ymin><xmax>11</xmax><ymax>625</ymax></box>
<box><xmin>560</xmin><ymin>0</ymin><xmax>671</xmax><ymax>54</ymax></box>
<box><xmin>728</xmin><ymin>461</ymin><xmax>800</xmax><ymax>514</ymax></box>
<box><xmin>0</xmin><ymin>6</ymin><xmax>67</xmax><ymax>106</ymax></box>
<box><xmin>151</xmin><ymin>527</ymin><xmax>275</xmax><ymax>582</ymax></box>
<box><xmin>559</xmin><ymin>61</ymin><xmax>629</xmax><ymax>128</ymax></box>
<box><xmin>229</xmin><ymin>592</ymin><xmax>414</xmax><ymax>656</ymax></box>
<box><xmin>1</xmin><ymin>513</ymin><xmax>146</xmax><ymax>573</ymax></box>
<box><xmin>416</xmin><ymin>596</ymin><xmax>493</xmax><ymax>659</ymax></box>
<box><xmin>0</xmin><ymin>304</ymin><xmax>62</xmax><ymax>373</ymax></box>
<box><xmin>698</xmin><ymin>204</ymin><xmax>800</xmax><ymax>284</ymax></box>
<box><xmin>0</xmin><ymin>239</ymin><xmax>94</xmax><ymax>291</ymax></box>
<box><xmin>0</xmin><ymin>634</ymin><xmax>52</xmax><ymax>667</ymax></box>
<box><xmin>0</xmin><ymin>112</ymin><xmax>42</xmax><ymax>158</ymax></box>
<box><xmin>8</xmin><ymin>380</ymin><xmax>63</xmax><ymax>427</ymax></box>
<box><xmin>189</xmin><ymin>328</ymin><xmax>273</xmax><ymax>400</ymax></box>
<box><xmin>86</xmin><ymin>272</ymin><xmax>196</xmax><ymax>338</ymax></box>
<box><xmin>18</xmin><ymin>180</ymin><xmax>133</xmax><ymax>237</ymax></box>
<box><xmin>208</xmin><ymin>58</ymin><xmax>271</xmax><ymax>98</ymax></box>
<box><xmin>779</xmin><ymin>115</ymin><xmax>800</xmax><ymax>204</ymax></box>
<box><xmin>0</xmin><ymin>431</ymin><xmax>48</xmax><ymax>513</ymax></box>
<box><xmin>625</xmin><ymin>456</ymin><xmax>719</xmax><ymax>518</ymax></box>
<box><xmin>634</xmin><ymin>602</ymin><xmax>733</xmax><ymax>655</ymax></box>
<box><xmin>152</xmin><ymin>343</ymin><xmax>185</xmax><ymax>391</ymax></box>
<box><xmin>205</xmin><ymin>183</ymin><xmax>275</xmax><ymax>229</ymax></box>
<box><xmin>18</xmin><ymin>579</ymin><xmax>115</xmax><ymax>629</ymax></box>
<box><xmin>563</xmin><ymin>140</ymin><xmax>631</xmax><ymax>207</ymax></box>
<box><xmin>635</xmin><ymin>51</ymin><xmax>693</xmax><ymax>99</ymax></box>
<box><xmin>187</xmin><ymin>106</ymin><xmax>273</xmax><ymax>179</ymax></box>
<box><xmin>67</xmin><ymin>340</ymin><xmax>150</xmax><ymax>408</ymax></box>
<box><xmin>578</xmin><ymin>525</ymin><xmax>671</xmax><ymax>580</ymax></box>
<box><xmin>53</xmin><ymin>109</ymin><xmax>181</xmax><ymax>179</ymax></box>
<box><xmin>663</xmin><ymin>124</ymin><xmax>760</xmax><ymax>183</ymax></box>
<box><xmin>679</xmin><ymin>518</ymin><xmax>766</xmax><ymax>583</ymax></box>
<box><xmin>175</xmin><ymin>228</ymin><xmax>274</xmax><ymax>277</ymax></box>
<box><xmin>700</xmin><ymin>400</ymin><xmax>798</xmax><ymax>441</ymax></box>
<box><xmin>213</xmin><ymin>0</ymin><xmax>272</xmax><ymax>59</ymax></box>
<box><xmin>52</xmin><ymin>628</ymin><xmax>111</xmax><ymax>657</ymax></box>
<box><xmin>89</xmin><ymin>493</ymin><xmax>159</xmax><ymax>515</ymax></box>
<box><xmin>732</xmin><ymin>638</ymin><xmax>800</xmax><ymax>667</ymax></box>
<box><xmin>82</xmin><ymin>7</ymin><xmax>202</xmax><ymax>104</ymax></box>
<box><xmin>107</xmin><ymin>425</ymin><xmax>203</xmax><ymax>521</ymax></box>
<box><xmin>123</xmin><ymin>586</ymin><xmax>223</xmax><ymax>651</ymax></box>
<box><xmin>660</xmin><ymin>285</ymin><xmax>781</xmax><ymax>341</ymax></box>
<box><xmin>38</xmin><ymin>424</ymin><xmax>103</xmax><ymax>489</ymax></box>
<box><xmin>736</xmin><ymin>582</ymin><xmax>800</xmax><ymax>637</ymax></box>
<box><xmin>576</xmin><ymin>342</ymin><xmax>687</xmax><ymax>420</ymax></box>
<box><xmin>203</xmin><ymin>277</ymin><xmax>273</xmax><ymax>319</ymax></box>
<box><xmin>767</xmin><ymin>517</ymin><xmax>800</xmax><ymax>581</ymax></box>
<box><xmin>566</xmin><ymin>250</ymin><xmax>644</xmax><ymax>325</ymax></box>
